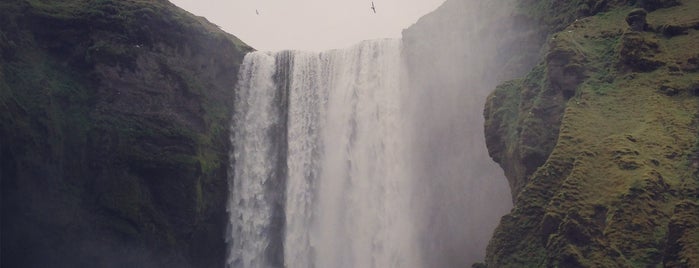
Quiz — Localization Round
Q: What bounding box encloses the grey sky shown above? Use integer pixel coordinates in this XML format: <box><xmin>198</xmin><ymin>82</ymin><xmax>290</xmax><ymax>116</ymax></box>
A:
<box><xmin>170</xmin><ymin>0</ymin><xmax>446</xmax><ymax>51</ymax></box>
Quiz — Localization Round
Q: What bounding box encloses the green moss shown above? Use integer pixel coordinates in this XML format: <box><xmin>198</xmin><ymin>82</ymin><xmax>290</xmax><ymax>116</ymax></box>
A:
<box><xmin>485</xmin><ymin>0</ymin><xmax>699</xmax><ymax>266</ymax></box>
<box><xmin>2</xmin><ymin>0</ymin><xmax>250</xmax><ymax>266</ymax></box>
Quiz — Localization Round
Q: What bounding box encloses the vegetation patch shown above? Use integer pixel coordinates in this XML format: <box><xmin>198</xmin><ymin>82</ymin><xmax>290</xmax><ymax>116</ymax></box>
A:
<box><xmin>485</xmin><ymin>0</ymin><xmax>699</xmax><ymax>266</ymax></box>
<box><xmin>1</xmin><ymin>0</ymin><xmax>251</xmax><ymax>267</ymax></box>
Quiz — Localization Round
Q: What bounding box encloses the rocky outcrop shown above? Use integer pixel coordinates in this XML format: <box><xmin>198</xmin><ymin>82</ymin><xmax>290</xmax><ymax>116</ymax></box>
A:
<box><xmin>626</xmin><ymin>8</ymin><xmax>648</xmax><ymax>31</ymax></box>
<box><xmin>618</xmin><ymin>32</ymin><xmax>665</xmax><ymax>72</ymax></box>
<box><xmin>483</xmin><ymin>0</ymin><xmax>699</xmax><ymax>266</ymax></box>
<box><xmin>0</xmin><ymin>0</ymin><xmax>251</xmax><ymax>267</ymax></box>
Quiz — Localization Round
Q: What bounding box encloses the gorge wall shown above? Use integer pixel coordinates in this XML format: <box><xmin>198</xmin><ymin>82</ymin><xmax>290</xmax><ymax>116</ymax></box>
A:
<box><xmin>2</xmin><ymin>0</ymin><xmax>697</xmax><ymax>267</ymax></box>
<box><xmin>483</xmin><ymin>0</ymin><xmax>699</xmax><ymax>266</ymax></box>
<box><xmin>1</xmin><ymin>0</ymin><xmax>250</xmax><ymax>267</ymax></box>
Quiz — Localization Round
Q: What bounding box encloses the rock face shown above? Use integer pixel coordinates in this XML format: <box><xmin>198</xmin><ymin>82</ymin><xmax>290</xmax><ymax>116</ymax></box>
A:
<box><xmin>0</xmin><ymin>0</ymin><xmax>251</xmax><ymax>267</ymax></box>
<box><xmin>484</xmin><ymin>0</ymin><xmax>699</xmax><ymax>266</ymax></box>
<box><xmin>626</xmin><ymin>8</ymin><xmax>648</xmax><ymax>31</ymax></box>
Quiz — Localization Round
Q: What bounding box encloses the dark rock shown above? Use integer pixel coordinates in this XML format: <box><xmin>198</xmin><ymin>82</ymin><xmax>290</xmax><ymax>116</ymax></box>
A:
<box><xmin>683</xmin><ymin>55</ymin><xmax>699</xmax><ymax>72</ymax></box>
<box><xmin>546</xmin><ymin>44</ymin><xmax>587</xmax><ymax>100</ymax></box>
<box><xmin>558</xmin><ymin>247</ymin><xmax>586</xmax><ymax>268</ymax></box>
<box><xmin>626</xmin><ymin>8</ymin><xmax>648</xmax><ymax>31</ymax></box>
<box><xmin>662</xmin><ymin>201</ymin><xmax>698</xmax><ymax>267</ymax></box>
<box><xmin>593</xmin><ymin>205</ymin><xmax>609</xmax><ymax>227</ymax></box>
<box><xmin>0</xmin><ymin>1</ymin><xmax>251</xmax><ymax>267</ymax></box>
<box><xmin>562</xmin><ymin>220</ymin><xmax>591</xmax><ymax>246</ymax></box>
<box><xmin>658</xmin><ymin>24</ymin><xmax>688</xmax><ymax>37</ymax></box>
<box><xmin>561</xmin><ymin>212</ymin><xmax>602</xmax><ymax>246</ymax></box>
<box><xmin>659</xmin><ymin>85</ymin><xmax>680</xmax><ymax>96</ymax></box>
<box><xmin>472</xmin><ymin>262</ymin><xmax>487</xmax><ymax>268</ymax></box>
<box><xmin>541</xmin><ymin>213</ymin><xmax>562</xmax><ymax>245</ymax></box>
<box><xmin>637</xmin><ymin>0</ymin><xmax>680</xmax><ymax>11</ymax></box>
<box><xmin>618</xmin><ymin>32</ymin><xmax>665</xmax><ymax>72</ymax></box>
<box><xmin>659</xmin><ymin>82</ymin><xmax>699</xmax><ymax>96</ymax></box>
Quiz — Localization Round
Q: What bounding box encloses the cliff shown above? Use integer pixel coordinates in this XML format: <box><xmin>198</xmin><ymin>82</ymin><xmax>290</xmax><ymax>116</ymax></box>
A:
<box><xmin>483</xmin><ymin>0</ymin><xmax>699</xmax><ymax>266</ymax></box>
<box><xmin>3</xmin><ymin>0</ymin><xmax>697</xmax><ymax>267</ymax></box>
<box><xmin>0</xmin><ymin>0</ymin><xmax>251</xmax><ymax>267</ymax></box>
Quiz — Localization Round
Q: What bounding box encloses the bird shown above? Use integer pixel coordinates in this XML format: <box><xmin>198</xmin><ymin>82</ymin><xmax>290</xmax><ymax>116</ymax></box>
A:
<box><xmin>370</xmin><ymin>1</ymin><xmax>376</xmax><ymax>13</ymax></box>
<box><xmin>256</xmin><ymin>9</ymin><xmax>259</xmax><ymax>15</ymax></box>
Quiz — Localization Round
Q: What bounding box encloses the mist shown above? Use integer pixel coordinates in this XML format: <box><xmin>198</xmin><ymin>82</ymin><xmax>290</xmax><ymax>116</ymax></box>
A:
<box><xmin>226</xmin><ymin>0</ymin><xmax>534</xmax><ymax>267</ymax></box>
<box><xmin>401</xmin><ymin>0</ymin><xmax>522</xmax><ymax>265</ymax></box>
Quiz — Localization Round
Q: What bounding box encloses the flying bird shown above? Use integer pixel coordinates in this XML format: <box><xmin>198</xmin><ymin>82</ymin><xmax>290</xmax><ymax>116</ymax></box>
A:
<box><xmin>370</xmin><ymin>1</ymin><xmax>376</xmax><ymax>13</ymax></box>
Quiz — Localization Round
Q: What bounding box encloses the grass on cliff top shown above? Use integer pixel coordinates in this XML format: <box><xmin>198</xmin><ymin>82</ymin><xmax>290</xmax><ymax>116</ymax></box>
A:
<box><xmin>7</xmin><ymin>0</ymin><xmax>247</xmax><ymax>175</ymax></box>
<box><xmin>23</xmin><ymin>0</ymin><xmax>250</xmax><ymax>50</ymax></box>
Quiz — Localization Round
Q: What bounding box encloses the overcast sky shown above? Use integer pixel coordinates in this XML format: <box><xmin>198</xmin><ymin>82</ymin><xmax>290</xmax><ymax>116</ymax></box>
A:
<box><xmin>169</xmin><ymin>0</ymin><xmax>446</xmax><ymax>51</ymax></box>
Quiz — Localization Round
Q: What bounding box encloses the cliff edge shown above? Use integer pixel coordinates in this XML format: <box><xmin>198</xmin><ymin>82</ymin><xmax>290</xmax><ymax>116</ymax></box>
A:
<box><xmin>0</xmin><ymin>0</ymin><xmax>251</xmax><ymax>267</ymax></box>
<box><xmin>484</xmin><ymin>0</ymin><xmax>699</xmax><ymax>266</ymax></box>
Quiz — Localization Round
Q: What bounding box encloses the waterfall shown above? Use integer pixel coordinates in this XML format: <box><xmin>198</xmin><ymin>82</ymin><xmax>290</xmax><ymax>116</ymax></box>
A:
<box><xmin>228</xmin><ymin>39</ymin><xmax>420</xmax><ymax>268</ymax></box>
<box><xmin>226</xmin><ymin>52</ymin><xmax>284</xmax><ymax>268</ymax></box>
<box><xmin>227</xmin><ymin>37</ymin><xmax>511</xmax><ymax>267</ymax></box>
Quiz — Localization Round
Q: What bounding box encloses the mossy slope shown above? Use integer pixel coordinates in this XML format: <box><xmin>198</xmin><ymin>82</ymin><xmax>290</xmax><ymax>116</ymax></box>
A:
<box><xmin>484</xmin><ymin>0</ymin><xmax>699</xmax><ymax>266</ymax></box>
<box><xmin>0</xmin><ymin>0</ymin><xmax>251</xmax><ymax>267</ymax></box>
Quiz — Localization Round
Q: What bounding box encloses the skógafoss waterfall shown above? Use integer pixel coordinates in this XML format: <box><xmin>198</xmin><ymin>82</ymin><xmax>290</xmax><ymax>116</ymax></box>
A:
<box><xmin>227</xmin><ymin>36</ymin><xmax>511</xmax><ymax>267</ymax></box>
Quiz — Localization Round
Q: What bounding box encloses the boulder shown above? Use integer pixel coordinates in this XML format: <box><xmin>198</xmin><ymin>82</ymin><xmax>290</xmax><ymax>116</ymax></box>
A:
<box><xmin>626</xmin><ymin>8</ymin><xmax>648</xmax><ymax>31</ymax></box>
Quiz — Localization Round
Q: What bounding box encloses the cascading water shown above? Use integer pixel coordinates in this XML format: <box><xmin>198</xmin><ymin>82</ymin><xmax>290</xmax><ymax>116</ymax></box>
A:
<box><xmin>227</xmin><ymin>12</ymin><xmax>515</xmax><ymax>264</ymax></box>
<box><xmin>226</xmin><ymin>52</ymin><xmax>283</xmax><ymax>268</ymax></box>
<box><xmin>228</xmin><ymin>39</ymin><xmax>421</xmax><ymax>268</ymax></box>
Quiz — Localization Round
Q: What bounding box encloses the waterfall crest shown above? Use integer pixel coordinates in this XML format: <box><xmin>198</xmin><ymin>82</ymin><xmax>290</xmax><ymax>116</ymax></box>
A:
<box><xmin>227</xmin><ymin>17</ymin><xmax>515</xmax><ymax>264</ymax></box>
<box><xmin>228</xmin><ymin>39</ymin><xmax>421</xmax><ymax>268</ymax></box>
